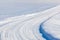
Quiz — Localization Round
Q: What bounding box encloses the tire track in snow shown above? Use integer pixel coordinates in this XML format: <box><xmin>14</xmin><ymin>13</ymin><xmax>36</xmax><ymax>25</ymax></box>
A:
<box><xmin>40</xmin><ymin>13</ymin><xmax>60</xmax><ymax>40</ymax></box>
<box><xmin>0</xmin><ymin>5</ymin><xmax>60</xmax><ymax>40</ymax></box>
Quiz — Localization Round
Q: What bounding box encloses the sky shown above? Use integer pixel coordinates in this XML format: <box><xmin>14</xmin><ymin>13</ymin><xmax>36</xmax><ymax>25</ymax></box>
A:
<box><xmin>16</xmin><ymin>0</ymin><xmax>60</xmax><ymax>4</ymax></box>
<box><xmin>0</xmin><ymin>0</ymin><xmax>60</xmax><ymax>4</ymax></box>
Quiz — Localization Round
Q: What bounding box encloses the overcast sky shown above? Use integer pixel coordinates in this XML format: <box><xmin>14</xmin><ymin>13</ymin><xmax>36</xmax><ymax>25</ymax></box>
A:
<box><xmin>0</xmin><ymin>0</ymin><xmax>60</xmax><ymax>4</ymax></box>
<box><xmin>16</xmin><ymin>0</ymin><xmax>60</xmax><ymax>3</ymax></box>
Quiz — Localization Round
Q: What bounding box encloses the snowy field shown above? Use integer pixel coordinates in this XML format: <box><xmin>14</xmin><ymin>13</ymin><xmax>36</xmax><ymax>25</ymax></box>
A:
<box><xmin>0</xmin><ymin>3</ymin><xmax>57</xmax><ymax>21</ymax></box>
<box><xmin>0</xmin><ymin>1</ymin><xmax>60</xmax><ymax>40</ymax></box>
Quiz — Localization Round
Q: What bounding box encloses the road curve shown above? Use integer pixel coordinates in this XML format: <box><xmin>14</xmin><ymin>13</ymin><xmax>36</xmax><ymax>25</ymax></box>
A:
<box><xmin>0</xmin><ymin>5</ymin><xmax>60</xmax><ymax>40</ymax></box>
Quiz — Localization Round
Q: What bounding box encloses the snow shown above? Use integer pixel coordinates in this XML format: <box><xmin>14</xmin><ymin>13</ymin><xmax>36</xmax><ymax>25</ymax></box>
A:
<box><xmin>0</xmin><ymin>5</ymin><xmax>60</xmax><ymax>40</ymax></box>
<box><xmin>41</xmin><ymin>13</ymin><xmax>60</xmax><ymax>40</ymax></box>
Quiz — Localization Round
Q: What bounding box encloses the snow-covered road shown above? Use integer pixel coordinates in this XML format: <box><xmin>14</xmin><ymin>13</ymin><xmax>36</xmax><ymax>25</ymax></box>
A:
<box><xmin>0</xmin><ymin>5</ymin><xmax>60</xmax><ymax>40</ymax></box>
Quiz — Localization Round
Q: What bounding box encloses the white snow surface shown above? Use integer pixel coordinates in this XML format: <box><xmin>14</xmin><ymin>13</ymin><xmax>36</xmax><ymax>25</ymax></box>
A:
<box><xmin>0</xmin><ymin>5</ymin><xmax>60</xmax><ymax>40</ymax></box>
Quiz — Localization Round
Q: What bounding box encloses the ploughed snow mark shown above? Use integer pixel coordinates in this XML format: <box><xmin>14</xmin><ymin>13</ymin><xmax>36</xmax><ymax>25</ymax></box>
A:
<box><xmin>0</xmin><ymin>5</ymin><xmax>60</xmax><ymax>40</ymax></box>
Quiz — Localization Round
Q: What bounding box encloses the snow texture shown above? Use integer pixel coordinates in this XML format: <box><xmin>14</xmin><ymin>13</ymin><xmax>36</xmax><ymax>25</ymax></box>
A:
<box><xmin>0</xmin><ymin>5</ymin><xmax>60</xmax><ymax>40</ymax></box>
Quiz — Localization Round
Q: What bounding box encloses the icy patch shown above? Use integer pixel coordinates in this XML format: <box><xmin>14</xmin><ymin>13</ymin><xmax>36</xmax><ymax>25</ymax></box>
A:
<box><xmin>40</xmin><ymin>13</ymin><xmax>60</xmax><ymax>40</ymax></box>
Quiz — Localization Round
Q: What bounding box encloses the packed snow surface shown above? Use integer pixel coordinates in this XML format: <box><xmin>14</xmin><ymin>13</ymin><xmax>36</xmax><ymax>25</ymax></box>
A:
<box><xmin>0</xmin><ymin>5</ymin><xmax>60</xmax><ymax>40</ymax></box>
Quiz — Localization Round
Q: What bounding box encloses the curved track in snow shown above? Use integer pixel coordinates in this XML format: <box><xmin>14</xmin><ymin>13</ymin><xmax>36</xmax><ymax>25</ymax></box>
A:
<box><xmin>0</xmin><ymin>5</ymin><xmax>60</xmax><ymax>40</ymax></box>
